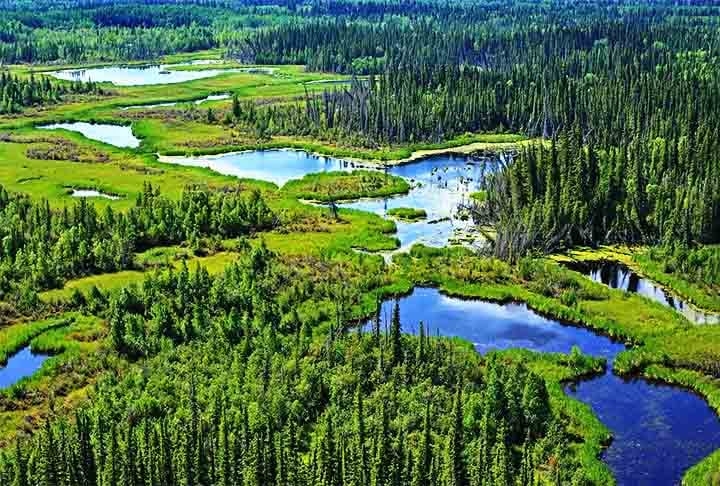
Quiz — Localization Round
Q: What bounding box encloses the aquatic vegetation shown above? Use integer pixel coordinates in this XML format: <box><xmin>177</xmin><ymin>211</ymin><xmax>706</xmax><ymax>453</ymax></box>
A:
<box><xmin>283</xmin><ymin>170</ymin><xmax>410</xmax><ymax>202</ymax></box>
<box><xmin>386</xmin><ymin>207</ymin><xmax>427</xmax><ymax>221</ymax></box>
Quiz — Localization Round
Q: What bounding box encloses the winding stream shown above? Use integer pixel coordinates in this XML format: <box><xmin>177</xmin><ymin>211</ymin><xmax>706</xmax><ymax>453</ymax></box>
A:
<box><xmin>376</xmin><ymin>287</ymin><xmax>720</xmax><ymax>485</ymax></box>
<box><xmin>153</xmin><ymin>147</ymin><xmax>720</xmax><ymax>483</ymax></box>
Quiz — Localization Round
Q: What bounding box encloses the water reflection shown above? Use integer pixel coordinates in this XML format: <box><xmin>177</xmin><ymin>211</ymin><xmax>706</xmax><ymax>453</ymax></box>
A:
<box><xmin>373</xmin><ymin>287</ymin><xmax>720</xmax><ymax>485</ymax></box>
<box><xmin>48</xmin><ymin>61</ymin><xmax>247</xmax><ymax>86</ymax></box>
<box><xmin>71</xmin><ymin>189</ymin><xmax>120</xmax><ymax>200</ymax></box>
<box><xmin>0</xmin><ymin>347</ymin><xmax>49</xmax><ymax>389</ymax></box>
<box><xmin>158</xmin><ymin>150</ymin><xmax>358</xmax><ymax>187</ymax></box>
<box><xmin>121</xmin><ymin>93</ymin><xmax>231</xmax><ymax>110</ymax></box>
<box><xmin>573</xmin><ymin>260</ymin><xmax>719</xmax><ymax>324</ymax></box>
<box><xmin>39</xmin><ymin>122</ymin><xmax>140</xmax><ymax>148</ymax></box>
<box><xmin>341</xmin><ymin>155</ymin><xmax>497</xmax><ymax>247</ymax></box>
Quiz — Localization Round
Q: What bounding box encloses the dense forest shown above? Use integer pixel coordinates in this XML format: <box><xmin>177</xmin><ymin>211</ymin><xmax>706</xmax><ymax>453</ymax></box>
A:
<box><xmin>0</xmin><ymin>182</ymin><xmax>275</xmax><ymax>298</ymax></box>
<box><xmin>225</xmin><ymin>8</ymin><xmax>720</xmax><ymax>252</ymax></box>
<box><xmin>0</xmin><ymin>245</ymin><xmax>593</xmax><ymax>486</ymax></box>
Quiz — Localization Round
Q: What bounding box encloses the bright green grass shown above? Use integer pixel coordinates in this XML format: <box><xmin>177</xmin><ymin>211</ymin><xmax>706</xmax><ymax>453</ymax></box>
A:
<box><xmin>0</xmin><ymin>313</ymin><xmax>107</xmax><ymax>446</ymax></box>
<box><xmin>0</xmin><ymin>316</ymin><xmax>74</xmax><ymax>365</ymax></box>
<box><xmin>282</xmin><ymin>170</ymin><xmax>410</xmax><ymax>202</ymax></box>
<box><xmin>386</xmin><ymin>207</ymin><xmax>427</xmax><ymax>221</ymax></box>
<box><xmin>634</xmin><ymin>248</ymin><xmax>720</xmax><ymax>313</ymax></box>
<box><xmin>0</xmin><ymin>129</ymin><xmax>275</xmax><ymax>209</ymax></box>
<box><xmin>0</xmin><ymin>65</ymin><xmax>347</xmax><ymax>131</ymax></box>
<box><xmin>554</xmin><ymin>245</ymin><xmax>720</xmax><ymax>315</ymax></box>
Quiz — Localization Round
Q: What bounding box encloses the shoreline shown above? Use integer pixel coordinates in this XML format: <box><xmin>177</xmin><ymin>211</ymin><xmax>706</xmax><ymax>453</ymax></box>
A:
<box><xmin>155</xmin><ymin>138</ymin><xmax>531</xmax><ymax>168</ymax></box>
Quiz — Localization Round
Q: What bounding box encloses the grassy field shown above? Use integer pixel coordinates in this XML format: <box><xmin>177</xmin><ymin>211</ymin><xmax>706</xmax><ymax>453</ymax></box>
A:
<box><xmin>634</xmin><ymin>247</ymin><xmax>720</xmax><ymax>313</ymax></box>
<box><xmin>0</xmin><ymin>313</ymin><xmax>107</xmax><ymax>446</ymax></box>
<box><xmin>282</xmin><ymin>170</ymin><xmax>410</xmax><ymax>202</ymax></box>
<box><xmin>1</xmin><ymin>64</ymin><xmax>345</xmax><ymax>127</ymax></box>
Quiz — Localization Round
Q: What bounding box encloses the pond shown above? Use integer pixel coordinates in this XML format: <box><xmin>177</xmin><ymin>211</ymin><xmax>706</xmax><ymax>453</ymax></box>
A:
<box><xmin>375</xmin><ymin>287</ymin><xmax>720</xmax><ymax>485</ymax></box>
<box><xmin>0</xmin><ymin>347</ymin><xmax>49</xmax><ymax>389</ymax></box>
<box><xmin>568</xmin><ymin>260</ymin><xmax>720</xmax><ymax>324</ymax></box>
<box><xmin>47</xmin><ymin>62</ymin><xmax>243</xmax><ymax>86</ymax></box>
<box><xmin>158</xmin><ymin>150</ymin><xmax>495</xmax><ymax>248</ymax></box>
<box><xmin>71</xmin><ymin>189</ymin><xmax>120</xmax><ymax>200</ymax></box>
<box><xmin>39</xmin><ymin>122</ymin><xmax>140</xmax><ymax>148</ymax></box>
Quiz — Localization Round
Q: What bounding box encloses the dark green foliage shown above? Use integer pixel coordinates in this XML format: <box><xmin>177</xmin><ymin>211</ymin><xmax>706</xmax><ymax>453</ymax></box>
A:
<box><xmin>0</xmin><ymin>242</ymin><xmax>586</xmax><ymax>486</ymax></box>
<box><xmin>476</xmin><ymin>135</ymin><xmax>720</xmax><ymax>256</ymax></box>
<box><xmin>0</xmin><ymin>328</ymin><xmax>563</xmax><ymax>486</ymax></box>
<box><xmin>0</xmin><ymin>72</ymin><xmax>97</xmax><ymax>113</ymax></box>
<box><xmin>0</xmin><ymin>183</ymin><xmax>276</xmax><ymax>296</ymax></box>
<box><xmin>644</xmin><ymin>245</ymin><xmax>720</xmax><ymax>291</ymax></box>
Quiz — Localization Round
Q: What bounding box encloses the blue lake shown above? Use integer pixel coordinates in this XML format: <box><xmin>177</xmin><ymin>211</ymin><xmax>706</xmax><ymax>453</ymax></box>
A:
<box><xmin>121</xmin><ymin>93</ymin><xmax>232</xmax><ymax>110</ymax></box>
<box><xmin>47</xmin><ymin>61</ymin><xmax>245</xmax><ymax>86</ymax></box>
<box><xmin>376</xmin><ymin>287</ymin><xmax>720</xmax><ymax>485</ymax></box>
<box><xmin>158</xmin><ymin>149</ymin><xmax>358</xmax><ymax>186</ymax></box>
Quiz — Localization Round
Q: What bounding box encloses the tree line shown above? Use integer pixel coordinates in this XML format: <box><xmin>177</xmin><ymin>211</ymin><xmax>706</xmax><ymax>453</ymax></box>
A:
<box><xmin>0</xmin><ymin>72</ymin><xmax>99</xmax><ymax>114</ymax></box>
<box><xmin>0</xmin><ymin>182</ymin><xmax>276</xmax><ymax>301</ymax></box>
<box><xmin>226</xmin><ymin>5</ymin><xmax>720</xmax><ymax>252</ymax></box>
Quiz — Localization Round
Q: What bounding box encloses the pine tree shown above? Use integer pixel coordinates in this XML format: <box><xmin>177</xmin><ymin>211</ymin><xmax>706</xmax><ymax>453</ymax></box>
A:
<box><xmin>448</xmin><ymin>387</ymin><xmax>467</xmax><ymax>486</ymax></box>
<box><xmin>389</xmin><ymin>299</ymin><xmax>402</xmax><ymax>368</ymax></box>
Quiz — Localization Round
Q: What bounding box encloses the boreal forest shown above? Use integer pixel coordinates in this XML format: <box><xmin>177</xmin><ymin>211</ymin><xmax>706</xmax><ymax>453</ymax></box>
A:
<box><xmin>0</xmin><ymin>1</ymin><xmax>719</xmax><ymax>485</ymax></box>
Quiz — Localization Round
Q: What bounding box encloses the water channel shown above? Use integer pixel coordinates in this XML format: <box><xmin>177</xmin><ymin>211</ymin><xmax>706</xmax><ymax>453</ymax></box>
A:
<box><xmin>89</xmin><ymin>146</ymin><xmax>720</xmax><ymax>483</ymax></box>
<box><xmin>39</xmin><ymin>122</ymin><xmax>141</xmax><ymax>148</ymax></box>
<box><xmin>375</xmin><ymin>287</ymin><xmax>720</xmax><ymax>485</ymax></box>
<box><xmin>0</xmin><ymin>347</ymin><xmax>49</xmax><ymax>390</ymax></box>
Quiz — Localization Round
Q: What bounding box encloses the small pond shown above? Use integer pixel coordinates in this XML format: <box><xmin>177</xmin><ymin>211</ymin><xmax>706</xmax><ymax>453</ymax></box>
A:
<box><xmin>341</xmin><ymin>154</ymin><xmax>496</xmax><ymax>247</ymax></box>
<box><xmin>158</xmin><ymin>150</ymin><xmax>359</xmax><ymax>187</ymax></box>
<box><xmin>71</xmin><ymin>189</ymin><xmax>120</xmax><ymax>200</ymax></box>
<box><xmin>39</xmin><ymin>122</ymin><xmax>140</xmax><ymax>148</ymax></box>
<box><xmin>374</xmin><ymin>287</ymin><xmax>720</xmax><ymax>485</ymax></box>
<box><xmin>0</xmin><ymin>347</ymin><xmax>49</xmax><ymax>389</ymax></box>
<box><xmin>568</xmin><ymin>260</ymin><xmax>720</xmax><ymax>325</ymax></box>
